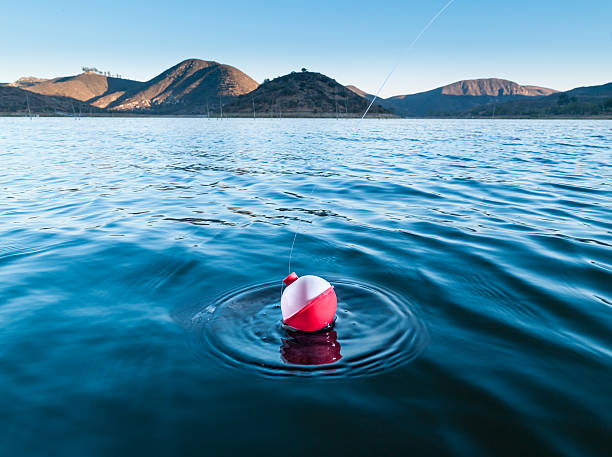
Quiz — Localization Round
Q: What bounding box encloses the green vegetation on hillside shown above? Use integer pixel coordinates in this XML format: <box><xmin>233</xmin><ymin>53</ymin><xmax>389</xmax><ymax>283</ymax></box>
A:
<box><xmin>224</xmin><ymin>71</ymin><xmax>390</xmax><ymax>117</ymax></box>
<box><xmin>468</xmin><ymin>83</ymin><xmax>612</xmax><ymax>118</ymax></box>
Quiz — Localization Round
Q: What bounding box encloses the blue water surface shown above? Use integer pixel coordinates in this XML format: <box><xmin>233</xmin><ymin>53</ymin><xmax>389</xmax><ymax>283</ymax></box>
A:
<box><xmin>0</xmin><ymin>118</ymin><xmax>611</xmax><ymax>456</ymax></box>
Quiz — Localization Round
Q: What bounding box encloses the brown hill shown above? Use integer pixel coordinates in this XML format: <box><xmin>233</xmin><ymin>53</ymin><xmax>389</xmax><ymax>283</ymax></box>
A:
<box><xmin>439</xmin><ymin>79</ymin><xmax>556</xmax><ymax>97</ymax></box>
<box><xmin>224</xmin><ymin>71</ymin><xmax>390</xmax><ymax>117</ymax></box>
<box><xmin>20</xmin><ymin>72</ymin><xmax>141</xmax><ymax>105</ymax></box>
<box><xmin>106</xmin><ymin>59</ymin><xmax>258</xmax><ymax>113</ymax></box>
<box><xmin>373</xmin><ymin>78</ymin><xmax>558</xmax><ymax>117</ymax></box>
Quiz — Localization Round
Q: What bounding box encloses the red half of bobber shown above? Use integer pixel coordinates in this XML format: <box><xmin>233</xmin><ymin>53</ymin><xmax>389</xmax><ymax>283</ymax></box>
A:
<box><xmin>284</xmin><ymin>286</ymin><xmax>337</xmax><ymax>332</ymax></box>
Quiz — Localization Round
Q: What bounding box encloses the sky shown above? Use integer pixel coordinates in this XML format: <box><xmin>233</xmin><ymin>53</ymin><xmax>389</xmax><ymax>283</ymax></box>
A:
<box><xmin>1</xmin><ymin>0</ymin><xmax>611</xmax><ymax>97</ymax></box>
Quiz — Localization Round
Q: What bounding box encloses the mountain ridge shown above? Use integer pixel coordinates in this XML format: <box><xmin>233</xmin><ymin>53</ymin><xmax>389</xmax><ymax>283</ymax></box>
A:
<box><xmin>4</xmin><ymin>63</ymin><xmax>609</xmax><ymax>117</ymax></box>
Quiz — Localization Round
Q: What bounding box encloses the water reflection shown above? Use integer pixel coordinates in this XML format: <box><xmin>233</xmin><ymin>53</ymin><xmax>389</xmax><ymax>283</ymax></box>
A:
<box><xmin>280</xmin><ymin>330</ymin><xmax>342</xmax><ymax>366</ymax></box>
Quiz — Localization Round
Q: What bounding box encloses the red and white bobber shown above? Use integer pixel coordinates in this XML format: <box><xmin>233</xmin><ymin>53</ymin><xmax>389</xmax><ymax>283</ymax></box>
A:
<box><xmin>281</xmin><ymin>272</ymin><xmax>337</xmax><ymax>332</ymax></box>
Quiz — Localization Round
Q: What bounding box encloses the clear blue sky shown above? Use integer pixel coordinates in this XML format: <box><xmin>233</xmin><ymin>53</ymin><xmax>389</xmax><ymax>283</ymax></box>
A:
<box><xmin>2</xmin><ymin>0</ymin><xmax>611</xmax><ymax>97</ymax></box>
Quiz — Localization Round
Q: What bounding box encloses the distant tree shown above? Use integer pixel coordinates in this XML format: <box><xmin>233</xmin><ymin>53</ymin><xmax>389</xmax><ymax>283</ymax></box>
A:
<box><xmin>301</xmin><ymin>68</ymin><xmax>307</xmax><ymax>72</ymax></box>
<box><xmin>263</xmin><ymin>78</ymin><xmax>270</xmax><ymax>84</ymax></box>
<box><xmin>558</xmin><ymin>93</ymin><xmax>569</xmax><ymax>105</ymax></box>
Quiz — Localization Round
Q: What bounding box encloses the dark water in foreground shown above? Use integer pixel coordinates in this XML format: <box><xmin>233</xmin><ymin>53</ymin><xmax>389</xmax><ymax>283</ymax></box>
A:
<box><xmin>1</xmin><ymin>118</ymin><xmax>611</xmax><ymax>456</ymax></box>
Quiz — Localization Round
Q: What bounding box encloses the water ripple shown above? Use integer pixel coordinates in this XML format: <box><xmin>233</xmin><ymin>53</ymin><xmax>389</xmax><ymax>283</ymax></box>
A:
<box><xmin>186</xmin><ymin>279</ymin><xmax>429</xmax><ymax>378</ymax></box>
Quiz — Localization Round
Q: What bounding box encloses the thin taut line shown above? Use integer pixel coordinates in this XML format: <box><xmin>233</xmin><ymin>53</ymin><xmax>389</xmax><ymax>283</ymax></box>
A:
<box><xmin>362</xmin><ymin>0</ymin><xmax>457</xmax><ymax>119</ymax></box>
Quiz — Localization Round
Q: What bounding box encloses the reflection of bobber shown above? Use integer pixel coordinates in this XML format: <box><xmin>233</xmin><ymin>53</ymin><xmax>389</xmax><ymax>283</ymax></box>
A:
<box><xmin>280</xmin><ymin>330</ymin><xmax>342</xmax><ymax>365</ymax></box>
<box><xmin>281</xmin><ymin>273</ymin><xmax>337</xmax><ymax>332</ymax></box>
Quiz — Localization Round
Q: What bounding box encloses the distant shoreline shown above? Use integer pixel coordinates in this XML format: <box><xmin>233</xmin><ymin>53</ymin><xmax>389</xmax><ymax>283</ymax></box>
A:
<box><xmin>1</xmin><ymin>113</ymin><xmax>610</xmax><ymax>120</ymax></box>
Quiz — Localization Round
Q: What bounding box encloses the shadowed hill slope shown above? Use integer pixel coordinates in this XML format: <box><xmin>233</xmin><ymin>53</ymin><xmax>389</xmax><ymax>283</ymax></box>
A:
<box><xmin>224</xmin><ymin>71</ymin><xmax>390</xmax><ymax>117</ymax></box>
<box><xmin>468</xmin><ymin>82</ymin><xmax>612</xmax><ymax>117</ymax></box>
<box><xmin>0</xmin><ymin>85</ymin><xmax>100</xmax><ymax>114</ymax></box>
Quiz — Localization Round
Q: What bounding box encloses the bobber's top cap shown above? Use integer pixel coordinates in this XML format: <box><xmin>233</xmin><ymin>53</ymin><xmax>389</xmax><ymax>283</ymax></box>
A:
<box><xmin>283</xmin><ymin>272</ymin><xmax>299</xmax><ymax>286</ymax></box>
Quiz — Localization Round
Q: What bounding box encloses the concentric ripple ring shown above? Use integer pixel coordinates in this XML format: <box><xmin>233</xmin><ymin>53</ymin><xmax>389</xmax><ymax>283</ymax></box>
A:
<box><xmin>188</xmin><ymin>279</ymin><xmax>429</xmax><ymax>378</ymax></box>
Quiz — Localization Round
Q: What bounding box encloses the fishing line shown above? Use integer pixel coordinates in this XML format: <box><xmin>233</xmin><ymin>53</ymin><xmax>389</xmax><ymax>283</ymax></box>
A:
<box><xmin>282</xmin><ymin>0</ymin><xmax>457</xmax><ymax>296</ymax></box>
<box><xmin>362</xmin><ymin>0</ymin><xmax>457</xmax><ymax>118</ymax></box>
<box><xmin>280</xmin><ymin>181</ymin><xmax>317</xmax><ymax>302</ymax></box>
<box><xmin>287</xmin><ymin>181</ymin><xmax>318</xmax><ymax>274</ymax></box>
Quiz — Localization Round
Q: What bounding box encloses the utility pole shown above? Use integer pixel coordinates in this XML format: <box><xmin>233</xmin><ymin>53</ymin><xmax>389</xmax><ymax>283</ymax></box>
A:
<box><xmin>252</xmin><ymin>95</ymin><xmax>255</xmax><ymax>119</ymax></box>
<box><xmin>207</xmin><ymin>99</ymin><xmax>210</xmax><ymax>118</ymax></box>
<box><xmin>219</xmin><ymin>96</ymin><xmax>223</xmax><ymax>119</ymax></box>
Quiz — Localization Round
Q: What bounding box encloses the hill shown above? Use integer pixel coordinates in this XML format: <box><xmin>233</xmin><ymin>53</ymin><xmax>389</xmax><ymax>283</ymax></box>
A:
<box><xmin>105</xmin><ymin>59</ymin><xmax>258</xmax><ymax>113</ymax></box>
<box><xmin>223</xmin><ymin>71</ymin><xmax>391</xmax><ymax>117</ymax></box>
<box><xmin>18</xmin><ymin>72</ymin><xmax>141</xmax><ymax>106</ymax></box>
<box><xmin>467</xmin><ymin>82</ymin><xmax>612</xmax><ymax>117</ymax></box>
<box><xmin>0</xmin><ymin>85</ymin><xmax>100</xmax><ymax>115</ymax></box>
<box><xmin>436</xmin><ymin>79</ymin><xmax>556</xmax><ymax>97</ymax></box>
<box><xmin>366</xmin><ymin>78</ymin><xmax>557</xmax><ymax>117</ymax></box>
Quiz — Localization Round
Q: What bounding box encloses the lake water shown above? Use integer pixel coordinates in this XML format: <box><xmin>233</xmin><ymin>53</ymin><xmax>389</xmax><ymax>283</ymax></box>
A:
<box><xmin>1</xmin><ymin>118</ymin><xmax>611</xmax><ymax>457</ymax></box>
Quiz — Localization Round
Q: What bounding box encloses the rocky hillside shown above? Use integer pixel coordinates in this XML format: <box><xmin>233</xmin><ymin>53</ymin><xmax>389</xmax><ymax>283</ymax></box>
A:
<box><xmin>359</xmin><ymin>78</ymin><xmax>558</xmax><ymax>117</ymax></box>
<box><xmin>9</xmin><ymin>76</ymin><xmax>49</xmax><ymax>88</ymax></box>
<box><xmin>105</xmin><ymin>59</ymin><xmax>258</xmax><ymax>113</ymax></box>
<box><xmin>223</xmin><ymin>71</ymin><xmax>390</xmax><ymax>117</ymax></box>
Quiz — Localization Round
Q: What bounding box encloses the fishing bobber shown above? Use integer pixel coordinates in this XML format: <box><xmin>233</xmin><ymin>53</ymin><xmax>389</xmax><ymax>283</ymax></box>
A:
<box><xmin>281</xmin><ymin>273</ymin><xmax>337</xmax><ymax>332</ymax></box>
